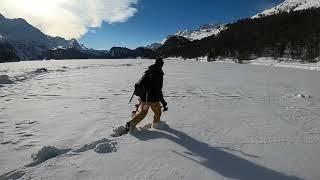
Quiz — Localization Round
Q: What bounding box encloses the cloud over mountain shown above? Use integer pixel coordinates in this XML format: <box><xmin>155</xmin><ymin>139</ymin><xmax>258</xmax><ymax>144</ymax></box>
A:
<box><xmin>0</xmin><ymin>0</ymin><xmax>138</xmax><ymax>39</ymax></box>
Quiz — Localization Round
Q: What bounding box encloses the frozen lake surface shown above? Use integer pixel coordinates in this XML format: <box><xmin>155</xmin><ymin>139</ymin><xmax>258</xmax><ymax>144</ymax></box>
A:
<box><xmin>0</xmin><ymin>59</ymin><xmax>320</xmax><ymax>179</ymax></box>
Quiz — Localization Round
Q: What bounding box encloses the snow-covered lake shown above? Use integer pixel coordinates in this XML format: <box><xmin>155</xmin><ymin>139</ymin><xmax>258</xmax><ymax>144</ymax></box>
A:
<box><xmin>1</xmin><ymin>59</ymin><xmax>320</xmax><ymax>180</ymax></box>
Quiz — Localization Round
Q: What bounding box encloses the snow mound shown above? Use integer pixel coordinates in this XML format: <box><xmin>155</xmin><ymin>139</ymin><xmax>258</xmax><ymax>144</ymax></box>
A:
<box><xmin>296</xmin><ymin>94</ymin><xmax>312</xmax><ymax>98</ymax></box>
<box><xmin>94</xmin><ymin>141</ymin><xmax>118</xmax><ymax>154</ymax></box>
<box><xmin>33</xmin><ymin>68</ymin><xmax>48</xmax><ymax>73</ymax></box>
<box><xmin>111</xmin><ymin>125</ymin><xmax>127</xmax><ymax>137</ymax></box>
<box><xmin>246</xmin><ymin>57</ymin><xmax>320</xmax><ymax>71</ymax></box>
<box><xmin>0</xmin><ymin>170</ymin><xmax>25</xmax><ymax>180</ymax></box>
<box><xmin>29</xmin><ymin>146</ymin><xmax>71</xmax><ymax>167</ymax></box>
<box><xmin>74</xmin><ymin>138</ymin><xmax>112</xmax><ymax>153</ymax></box>
<box><xmin>55</xmin><ymin>66</ymin><xmax>69</xmax><ymax>72</ymax></box>
<box><xmin>5</xmin><ymin>68</ymin><xmax>52</xmax><ymax>84</ymax></box>
<box><xmin>0</xmin><ymin>75</ymin><xmax>14</xmax><ymax>84</ymax></box>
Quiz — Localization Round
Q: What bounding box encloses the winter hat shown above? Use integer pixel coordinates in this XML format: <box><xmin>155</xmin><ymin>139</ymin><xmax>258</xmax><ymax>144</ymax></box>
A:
<box><xmin>155</xmin><ymin>58</ymin><xmax>164</xmax><ymax>67</ymax></box>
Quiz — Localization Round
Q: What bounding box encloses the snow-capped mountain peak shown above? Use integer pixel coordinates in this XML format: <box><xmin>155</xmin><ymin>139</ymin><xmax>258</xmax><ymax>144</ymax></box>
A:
<box><xmin>80</xmin><ymin>44</ymin><xmax>89</xmax><ymax>50</ymax></box>
<box><xmin>146</xmin><ymin>43</ymin><xmax>162</xmax><ymax>50</ymax></box>
<box><xmin>68</xmin><ymin>38</ymin><xmax>84</xmax><ymax>51</ymax></box>
<box><xmin>0</xmin><ymin>13</ymin><xmax>5</xmax><ymax>20</ymax></box>
<box><xmin>253</xmin><ymin>0</ymin><xmax>320</xmax><ymax>18</ymax></box>
<box><xmin>174</xmin><ymin>24</ymin><xmax>225</xmax><ymax>41</ymax></box>
<box><xmin>161</xmin><ymin>24</ymin><xmax>226</xmax><ymax>44</ymax></box>
<box><xmin>0</xmin><ymin>14</ymin><xmax>86</xmax><ymax>59</ymax></box>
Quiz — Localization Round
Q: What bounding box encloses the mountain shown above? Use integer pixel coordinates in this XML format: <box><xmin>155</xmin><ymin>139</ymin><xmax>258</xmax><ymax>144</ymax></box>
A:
<box><xmin>107</xmin><ymin>47</ymin><xmax>157</xmax><ymax>59</ymax></box>
<box><xmin>134</xmin><ymin>47</ymin><xmax>158</xmax><ymax>59</ymax></box>
<box><xmin>0</xmin><ymin>42</ymin><xmax>19</xmax><ymax>63</ymax></box>
<box><xmin>174</xmin><ymin>24</ymin><xmax>226</xmax><ymax>41</ymax></box>
<box><xmin>158</xmin><ymin>36</ymin><xmax>191</xmax><ymax>58</ymax></box>
<box><xmin>0</xmin><ymin>14</ymin><xmax>85</xmax><ymax>60</ymax></box>
<box><xmin>163</xmin><ymin>36</ymin><xmax>190</xmax><ymax>47</ymax></box>
<box><xmin>46</xmin><ymin>48</ymin><xmax>91</xmax><ymax>60</ymax></box>
<box><xmin>108</xmin><ymin>47</ymin><xmax>135</xmax><ymax>58</ymax></box>
<box><xmin>49</xmin><ymin>37</ymin><xmax>84</xmax><ymax>51</ymax></box>
<box><xmin>161</xmin><ymin>24</ymin><xmax>225</xmax><ymax>44</ymax></box>
<box><xmin>253</xmin><ymin>0</ymin><xmax>320</xmax><ymax>18</ymax></box>
<box><xmin>0</xmin><ymin>14</ymin><xmax>156</xmax><ymax>61</ymax></box>
<box><xmin>159</xmin><ymin>7</ymin><xmax>320</xmax><ymax>62</ymax></box>
<box><xmin>145</xmin><ymin>43</ymin><xmax>162</xmax><ymax>50</ymax></box>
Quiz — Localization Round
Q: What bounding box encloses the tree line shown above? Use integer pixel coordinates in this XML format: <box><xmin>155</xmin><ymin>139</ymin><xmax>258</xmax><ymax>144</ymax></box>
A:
<box><xmin>159</xmin><ymin>8</ymin><xmax>320</xmax><ymax>63</ymax></box>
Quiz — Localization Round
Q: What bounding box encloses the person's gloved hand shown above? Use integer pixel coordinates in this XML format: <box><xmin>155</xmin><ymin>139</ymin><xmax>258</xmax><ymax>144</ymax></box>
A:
<box><xmin>163</xmin><ymin>106</ymin><xmax>168</xmax><ymax>112</ymax></box>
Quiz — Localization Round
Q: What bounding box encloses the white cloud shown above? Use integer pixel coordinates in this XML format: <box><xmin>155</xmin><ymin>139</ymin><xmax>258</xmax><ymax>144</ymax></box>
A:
<box><xmin>0</xmin><ymin>0</ymin><xmax>138</xmax><ymax>39</ymax></box>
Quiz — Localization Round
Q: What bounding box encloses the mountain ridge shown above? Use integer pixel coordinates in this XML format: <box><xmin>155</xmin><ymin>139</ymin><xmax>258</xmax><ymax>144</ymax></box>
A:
<box><xmin>159</xmin><ymin>7</ymin><xmax>320</xmax><ymax>62</ymax></box>
<box><xmin>253</xmin><ymin>0</ymin><xmax>320</xmax><ymax>18</ymax></box>
<box><xmin>0</xmin><ymin>14</ymin><xmax>157</xmax><ymax>61</ymax></box>
<box><xmin>0</xmin><ymin>14</ymin><xmax>85</xmax><ymax>60</ymax></box>
<box><xmin>160</xmin><ymin>24</ymin><xmax>226</xmax><ymax>45</ymax></box>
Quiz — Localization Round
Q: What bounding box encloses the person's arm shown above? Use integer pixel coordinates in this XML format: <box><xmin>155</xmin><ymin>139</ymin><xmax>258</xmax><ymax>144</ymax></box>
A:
<box><xmin>159</xmin><ymin>76</ymin><xmax>168</xmax><ymax>111</ymax></box>
<box><xmin>161</xmin><ymin>98</ymin><xmax>168</xmax><ymax>111</ymax></box>
<box><xmin>160</xmin><ymin>91</ymin><xmax>167</xmax><ymax>107</ymax></box>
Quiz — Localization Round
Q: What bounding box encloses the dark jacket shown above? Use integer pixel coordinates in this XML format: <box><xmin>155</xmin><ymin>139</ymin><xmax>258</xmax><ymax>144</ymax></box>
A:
<box><xmin>141</xmin><ymin>64</ymin><xmax>167</xmax><ymax>106</ymax></box>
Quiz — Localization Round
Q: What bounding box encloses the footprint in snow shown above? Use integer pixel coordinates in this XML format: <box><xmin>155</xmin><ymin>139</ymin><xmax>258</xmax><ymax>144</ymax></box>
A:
<box><xmin>111</xmin><ymin>126</ymin><xmax>127</xmax><ymax>137</ymax></box>
<box><xmin>74</xmin><ymin>138</ymin><xmax>118</xmax><ymax>154</ymax></box>
<box><xmin>94</xmin><ymin>142</ymin><xmax>118</xmax><ymax>154</ymax></box>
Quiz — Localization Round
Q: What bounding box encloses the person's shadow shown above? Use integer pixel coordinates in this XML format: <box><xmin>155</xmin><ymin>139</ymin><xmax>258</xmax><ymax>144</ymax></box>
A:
<box><xmin>131</xmin><ymin>125</ymin><xmax>302</xmax><ymax>180</ymax></box>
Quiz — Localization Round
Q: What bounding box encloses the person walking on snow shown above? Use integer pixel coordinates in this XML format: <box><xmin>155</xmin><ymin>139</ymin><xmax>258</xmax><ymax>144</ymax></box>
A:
<box><xmin>126</xmin><ymin>58</ymin><xmax>168</xmax><ymax>132</ymax></box>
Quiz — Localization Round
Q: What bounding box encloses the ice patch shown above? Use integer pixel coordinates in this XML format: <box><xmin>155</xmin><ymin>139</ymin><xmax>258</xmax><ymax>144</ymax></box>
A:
<box><xmin>28</xmin><ymin>146</ymin><xmax>71</xmax><ymax>167</ymax></box>
<box><xmin>0</xmin><ymin>75</ymin><xmax>14</xmax><ymax>84</ymax></box>
<box><xmin>93</xmin><ymin>141</ymin><xmax>118</xmax><ymax>154</ymax></box>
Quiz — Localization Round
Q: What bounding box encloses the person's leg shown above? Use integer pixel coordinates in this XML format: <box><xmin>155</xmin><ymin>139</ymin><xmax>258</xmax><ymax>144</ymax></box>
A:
<box><xmin>130</xmin><ymin>102</ymin><xmax>149</xmax><ymax>127</ymax></box>
<box><xmin>149</xmin><ymin>102</ymin><xmax>162</xmax><ymax>124</ymax></box>
<box><xmin>131</xmin><ymin>100</ymin><xmax>141</xmax><ymax>118</ymax></box>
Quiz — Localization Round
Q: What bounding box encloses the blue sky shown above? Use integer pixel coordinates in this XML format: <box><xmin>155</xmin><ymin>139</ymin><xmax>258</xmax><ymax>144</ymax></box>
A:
<box><xmin>79</xmin><ymin>0</ymin><xmax>284</xmax><ymax>50</ymax></box>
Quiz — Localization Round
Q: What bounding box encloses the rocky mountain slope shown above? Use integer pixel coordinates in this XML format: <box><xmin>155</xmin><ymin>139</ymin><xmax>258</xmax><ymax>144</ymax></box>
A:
<box><xmin>253</xmin><ymin>0</ymin><xmax>320</xmax><ymax>18</ymax></box>
<box><xmin>0</xmin><ymin>14</ymin><xmax>84</xmax><ymax>61</ymax></box>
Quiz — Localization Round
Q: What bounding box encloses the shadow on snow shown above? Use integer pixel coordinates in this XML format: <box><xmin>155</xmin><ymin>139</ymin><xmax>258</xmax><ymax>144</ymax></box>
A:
<box><xmin>131</xmin><ymin>126</ymin><xmax>302</xmax><ymax>180</ymax></box>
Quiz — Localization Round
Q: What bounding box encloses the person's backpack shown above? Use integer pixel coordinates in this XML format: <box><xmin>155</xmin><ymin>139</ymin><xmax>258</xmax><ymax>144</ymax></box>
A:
<box><xmin>134</xmin><ymin>70</ymin><xmax>153</xmax><ymax>98</ymax></box>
